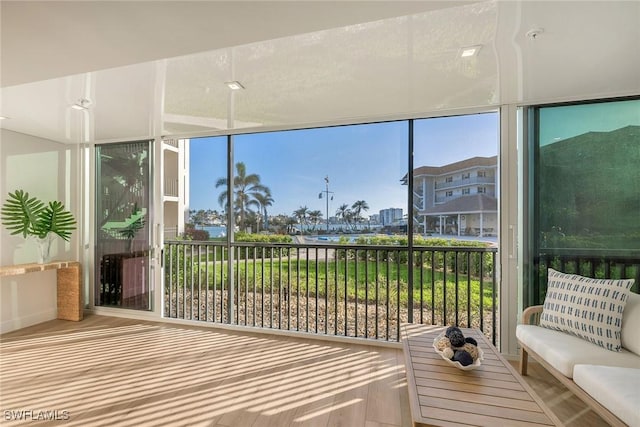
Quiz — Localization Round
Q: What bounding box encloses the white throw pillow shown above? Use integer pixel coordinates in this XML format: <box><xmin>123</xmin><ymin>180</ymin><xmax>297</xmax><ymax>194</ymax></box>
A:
<box><xmin>621</xmin><ymin>292</ymin><xmax>640</xmax><ymax>354</ymax></box>
<box><xmin>540</xmin><ymin>268</ymin><xmax>635</xmax><ymax>352</ymax></box>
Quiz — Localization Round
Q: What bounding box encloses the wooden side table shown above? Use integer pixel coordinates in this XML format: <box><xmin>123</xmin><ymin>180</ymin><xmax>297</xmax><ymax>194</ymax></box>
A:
<box><xmin>0</xmin><ymin>261</ymin><xmax>83</xmax><ymax>321</ymax></box>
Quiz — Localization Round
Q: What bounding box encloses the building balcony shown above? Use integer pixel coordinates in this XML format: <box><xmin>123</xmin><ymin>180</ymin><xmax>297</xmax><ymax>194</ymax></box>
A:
<box><xmin>434</xmin><ymin>176</ymin><xmax>495</xmax><ymax>190</ymax></box>
<box><xmin>164</xmin><ymin>178</ymin><xmax>179</xmax><ymax>198</ymax></box>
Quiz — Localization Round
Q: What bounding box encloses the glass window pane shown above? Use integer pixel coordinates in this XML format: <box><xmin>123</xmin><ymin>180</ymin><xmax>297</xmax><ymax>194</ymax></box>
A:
<box><xmin>232</xmin><ymin>122</ymin><xmax>408</xmax><ymax>242</ymax></box>
<box><xmin>95</xmin><ymin>140</ymin><xmax>152</xmax><ymax>310</ymax></box>
<box><xmin>413</xmin><ymin>113</ymin><xmax>499</xmax><ymax>240</ymax></box>
<box><xmin>530</xmin><ymin>98</ymin><xmax>640</xmax><ymax>303</ymax></box>
<box><xmin>185</xmin><ymin>136</ymin><xmax>227</xmax><ymax>240</ymax></box>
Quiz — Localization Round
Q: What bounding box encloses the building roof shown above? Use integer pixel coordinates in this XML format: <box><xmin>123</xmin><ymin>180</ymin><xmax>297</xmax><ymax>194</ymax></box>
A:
<box><xmin>400</xmin><ymin>156</ymin><xmax>497</xmax><ymax>183</ymax></box>
<box><xmin>420</xmin><ymin>194</ymin><xmax>497</xmax><ymax>215</ymax></box>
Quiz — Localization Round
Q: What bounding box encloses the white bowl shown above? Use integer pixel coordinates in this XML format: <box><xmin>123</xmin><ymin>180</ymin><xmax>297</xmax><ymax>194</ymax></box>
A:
<box><xmin>432</xmin><ymin>332</ymin><xmax>484</xmax><ymax>371</ymax></box>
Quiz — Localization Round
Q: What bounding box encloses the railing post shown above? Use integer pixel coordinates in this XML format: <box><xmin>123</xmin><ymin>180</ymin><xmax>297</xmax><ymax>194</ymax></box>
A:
<box><xmin>407</xmin><ymin>119</ymin><xmax>415</xmax><ymax>323</ymax></box>
<box><xmin>227</xmin><ymin>135</ymin><xmax>235</xmax><ymax>324</ymax></box>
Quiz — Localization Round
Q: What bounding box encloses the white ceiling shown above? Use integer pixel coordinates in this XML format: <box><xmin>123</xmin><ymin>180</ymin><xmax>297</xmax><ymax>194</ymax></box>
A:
<box><xmin>1</xmin><ymin>1</ymin><xmax>639</xmax><ymax>144</ymax></box>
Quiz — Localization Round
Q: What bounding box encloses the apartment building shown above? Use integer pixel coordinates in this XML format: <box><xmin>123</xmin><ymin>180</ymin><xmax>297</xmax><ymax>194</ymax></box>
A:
<box><xmin>378</xmin><ymin>208</ymin><xmax>403</xmax><ymax>226</ymax></box>
<box><xmin>402</xmin><ymin>156</ymin><xmax>497</xmax><ymax>237</ymax></box>
<box><xmin>161</xmin><ymin>138</ymin><xmax>190</xmax><ymax>239</ymax></box>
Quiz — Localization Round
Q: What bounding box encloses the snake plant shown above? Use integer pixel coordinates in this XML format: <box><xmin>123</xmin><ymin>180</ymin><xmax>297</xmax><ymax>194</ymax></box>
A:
<box><xmin>1</xmin><ymin>190</ymin><xmax>76</xmax><ymax>241</ymax></box>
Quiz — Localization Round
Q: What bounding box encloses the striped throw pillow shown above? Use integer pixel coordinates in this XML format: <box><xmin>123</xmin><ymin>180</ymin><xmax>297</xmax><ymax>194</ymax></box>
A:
<box><xmin>539</xmin><ymin>268</ymin><xmax>635</xmax><ymax>352</ymax></box>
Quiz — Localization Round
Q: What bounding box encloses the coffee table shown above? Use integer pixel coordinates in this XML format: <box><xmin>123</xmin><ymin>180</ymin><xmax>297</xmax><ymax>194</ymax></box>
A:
<box><xmin>401</xmin><ymin>324</ymin><xmax>562</xmax><ymax>426</ymax></box>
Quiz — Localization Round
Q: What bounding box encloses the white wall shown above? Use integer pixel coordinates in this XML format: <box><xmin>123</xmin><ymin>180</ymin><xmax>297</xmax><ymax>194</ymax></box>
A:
<box><xmin>0</xmin><ymin>129</ymin><xmax>80</xmax><ymax>333</ymax></box>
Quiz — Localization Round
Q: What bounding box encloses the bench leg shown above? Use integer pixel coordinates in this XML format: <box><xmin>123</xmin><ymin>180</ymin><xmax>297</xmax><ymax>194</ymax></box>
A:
<box><xmin>520</xmin><ymin>347</ymin><xmax>528</xmax><ymax>376</ymax></box>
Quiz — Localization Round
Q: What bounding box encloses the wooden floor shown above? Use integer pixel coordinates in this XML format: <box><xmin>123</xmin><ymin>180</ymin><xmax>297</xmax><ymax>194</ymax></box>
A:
<box><xmin>0</xmin><ymin>315</ymin><xmax>609</xmax><ymax>427</ymax></box>
<box><xmin>508</xmin><ymin>361</ymin><xmax>610</xmax><ymax>427</ymax></box>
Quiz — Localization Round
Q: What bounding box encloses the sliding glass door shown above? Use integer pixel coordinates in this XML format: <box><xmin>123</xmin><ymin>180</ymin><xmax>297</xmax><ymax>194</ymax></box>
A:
<box><xmin>95</xmin><ymin>141</ymin><xmax>152</xmax><ymax>310</ymax></box>
<box><xmin>526</xmin><ymin>97</ymin><xmax>640</xmax><ymax>306</ymax></box>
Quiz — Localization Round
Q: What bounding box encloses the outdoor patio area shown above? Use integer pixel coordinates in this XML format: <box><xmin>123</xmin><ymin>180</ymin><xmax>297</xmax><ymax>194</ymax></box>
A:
<box><xmin>0</xmin><ymin>315</ymin><xmax>608</xmax><ymax>427</ymax></box>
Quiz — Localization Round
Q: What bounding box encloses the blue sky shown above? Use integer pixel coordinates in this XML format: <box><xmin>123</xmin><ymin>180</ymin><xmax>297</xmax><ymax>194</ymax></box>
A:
<box><xmin>189</xmin><ymin>113</ymin><xmax>499</xmax><ymax>216</ymax></box>
<box><xmin>539</xmin><ymin>99</ymin><xmax>640</xmax><ymax>146</ymax></box>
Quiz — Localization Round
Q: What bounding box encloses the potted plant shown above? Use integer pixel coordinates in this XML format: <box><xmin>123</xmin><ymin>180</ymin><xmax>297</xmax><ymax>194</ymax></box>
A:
<box><xmin>1</xmin><ymin>190</ymin><xmax>77</xmax><ymax>263</ymax></box>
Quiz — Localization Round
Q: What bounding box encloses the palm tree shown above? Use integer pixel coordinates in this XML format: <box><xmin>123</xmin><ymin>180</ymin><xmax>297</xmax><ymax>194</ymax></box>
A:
<box><xmin>254</xmin><ymin>190</ymin><xmax>274</xmax><ymax>232</ymax></box>
<box><xmin>336</xmin><ymin>203</ymin><xmax>352</xmax><ymax>230</ymax></box>
<box><xmin>215</xmin><ymin>162</ymin><xmax>271</xmax><ymax>231</ymax></box>
<box><xmin>189</xmin><ymin>209</ymin><xmax>207</xmax><ymax>228</ymax></box>
<box><xmin>352</xmin><ymin>200</ymin><xmax>369</xmax><ymax>230</ymax></box>
<box><xmin>285</xmin><ymin>216</ymin><xmax>298</xmax><ymax>234</ymax></box>
<box><xmin>308</xmin><ymin>210</ymin><xmax>323</xmax><ymax>232</ymax></box>
<box><xmin>293</xmin><ymin>206</ymin><xmax>309</xmax><ymax>232</ymax></box>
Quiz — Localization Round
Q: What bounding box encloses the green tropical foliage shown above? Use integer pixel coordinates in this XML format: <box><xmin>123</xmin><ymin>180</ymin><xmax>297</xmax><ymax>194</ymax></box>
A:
<box><xmin>216</xmin><ymin>162</ymin><xmax>272</xmax><ymax>230</ymax></box>
<box><xmin>1</xmin><ymin>190</ymin><xmax>76</xmax><ymax>241</ymax></box>
<box><xmin>293</xmin><ymin>206</ymin><xmax>309</xmax><ymax>230</ymax></box>
<box><xmin>351</xmin><ymin>200</ymin><xmax>369</xmax><ymax>227</ymax></box>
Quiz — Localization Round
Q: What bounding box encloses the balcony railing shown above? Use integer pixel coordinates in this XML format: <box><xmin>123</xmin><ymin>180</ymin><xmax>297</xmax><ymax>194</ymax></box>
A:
<box><xmin>164</xmin><ymin>178</ymin><xmax>179</xmax><ymax>197</ymax></box>
<box><xmin>531</xmin><ymin>249</ymin><xmax>640</xmax><ymax>306</ymax></box>
<box><xmin>164</xmin><ymin>240</ymin><xmax>498</xmax><ymax>345</ymax></box>
<box><xmin>435</xmin><ymin>176</ymin><xmax>495</xmax><ymax>190</ymax></box>
<box><xmin>164</xmin><ymin>138</ymin><xmax>180</xmax><ymax>148</ymax></box>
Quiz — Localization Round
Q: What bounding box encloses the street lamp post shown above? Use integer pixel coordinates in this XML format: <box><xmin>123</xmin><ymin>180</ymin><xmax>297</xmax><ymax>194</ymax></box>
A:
<box><xmin>318</xmin><ymin>175</ymin><xmax>334</xmax><ymax>233</ymax></box>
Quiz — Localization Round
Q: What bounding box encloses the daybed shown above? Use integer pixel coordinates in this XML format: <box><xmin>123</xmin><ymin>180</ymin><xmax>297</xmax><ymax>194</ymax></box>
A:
<box><xmin>516</xmin><ymin>269</ymin><xmax>640</xmax><ymax>427</ymax></box>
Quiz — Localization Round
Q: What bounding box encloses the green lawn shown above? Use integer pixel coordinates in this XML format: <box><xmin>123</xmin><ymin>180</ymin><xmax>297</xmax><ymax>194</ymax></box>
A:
<box><xmin>166</xmin><ymin>257</ymin><xmax>495</xmax><ymax>310</ymax></box>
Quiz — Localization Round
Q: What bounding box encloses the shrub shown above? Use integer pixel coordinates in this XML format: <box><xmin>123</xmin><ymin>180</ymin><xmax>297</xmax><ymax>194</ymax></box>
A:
<box><xmin>182</xmin><ymin>224</ymin><xmax>210</xmax><ymax>241</ymax></box>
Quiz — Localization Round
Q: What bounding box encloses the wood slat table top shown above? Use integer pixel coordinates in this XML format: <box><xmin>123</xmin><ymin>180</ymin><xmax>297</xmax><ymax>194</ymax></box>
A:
<box><xmin>401</xmin><ymin>324</ymin><xmax>562</xmax><ymax>427</ymax></box>
<box><xmin>0</xmin><ymin>261</ymin><xmax>80</xmax><ymax>277</ymax></box>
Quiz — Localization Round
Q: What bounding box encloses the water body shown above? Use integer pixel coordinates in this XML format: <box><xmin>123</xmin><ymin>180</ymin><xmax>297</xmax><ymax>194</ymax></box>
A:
<box><xmin>202</xmin><ymin>225</ymin><xmax>226</xmax><ymax>238</ymax></box>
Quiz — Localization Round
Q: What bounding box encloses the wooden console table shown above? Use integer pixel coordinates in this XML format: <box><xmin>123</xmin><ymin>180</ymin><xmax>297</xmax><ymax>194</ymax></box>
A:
<box><xmin>0</xmin><ymin>261</ymin><xmax>83</xmax><ymax>321</ymax></box>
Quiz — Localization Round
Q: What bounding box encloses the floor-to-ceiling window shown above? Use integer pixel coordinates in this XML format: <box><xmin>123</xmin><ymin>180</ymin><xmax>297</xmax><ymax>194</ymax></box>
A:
<box><xmin>526</xmin><ymin>97</ymin><xmax>640</xmax><ymax>306</ymax></box>
<box><xmin>165</xmin><ymin>112</ymin><xmax>500</xmax><ymax>342</ymax></box>
<box><xmin>95</xmin><ymin>141</ymin><xmax>152</xmax><ymax>310</ymax></box>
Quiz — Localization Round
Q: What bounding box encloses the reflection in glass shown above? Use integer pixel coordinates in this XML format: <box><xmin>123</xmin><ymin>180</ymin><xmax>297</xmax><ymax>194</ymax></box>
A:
<box><xmin>95</xmin><ymin>141</ymin><xmax>152</xmax><ymax>310</ymax></box>
<box><xmin>529</xmin><ymin>98</ymin><xmax>640</xmax><ymax>304</ymax></box>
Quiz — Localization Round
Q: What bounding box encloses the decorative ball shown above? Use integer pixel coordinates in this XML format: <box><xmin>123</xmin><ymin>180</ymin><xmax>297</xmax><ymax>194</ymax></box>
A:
<box><xmin>442</xmin><ymin>347</ymin><xmax>454</xmax><ymax>359</ymax></box>
<box><xmin>435</xmin><ymin>336</ymin><xmax>451</xmax><ymax>351</ymax></box>
<box><xmin>448</xmin><ymin>329</ymin><xmax>465</xmax><ymax>348</ymax></box>
<box><xmin>445</xmin><ymin>326</ymin><xmax>462</xmax><ymax>338</ymax></box>
<box><xmin>464</xmin><ymin>337</ymin><xmax>478</xmax><ymax>346</ymax></box>
<box><xmin>462</xmin><ymin>342</ymin><xmax>479</xmax><ymax>361</ymax></box>
<box><xmin>453</xmin><ymin>349</ymin><xmax>474</xmax><ymax>366</ymax></box>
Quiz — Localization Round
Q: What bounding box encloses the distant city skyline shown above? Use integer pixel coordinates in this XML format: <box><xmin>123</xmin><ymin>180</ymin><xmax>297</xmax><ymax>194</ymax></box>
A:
<box><xmin>189</xmin><ymin>113</ymin><xmax>499</xmax><ymax>217</ymax></box>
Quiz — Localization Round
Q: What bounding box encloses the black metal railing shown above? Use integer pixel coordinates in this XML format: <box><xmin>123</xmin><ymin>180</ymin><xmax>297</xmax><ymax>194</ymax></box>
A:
<box><xmin>164</xmin><ymin>240</ymin><xmax>498</xmax><ymax>344</ymax></box>
<box><xmin>531</xmin><ymin>249</ymin><xmax>640</xmax><ymax>305</ymax></box>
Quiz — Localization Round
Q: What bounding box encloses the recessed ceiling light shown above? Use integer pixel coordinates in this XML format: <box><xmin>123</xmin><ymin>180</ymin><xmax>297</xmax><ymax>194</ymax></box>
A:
<box><xmin>0</xmin><ymin>116</ymin><xmax>9</xmax><ymax>120</ymax></box>
<box><xmin>460</xmin><ymin>45</ymin><xmax>482</xmax><ymax>58</ymax></box>
<box><xmin>225</xmin><ymin>81</ymin><xmax>245</xmax><ymax>90</ymax></box>
<box><xmin>71</xmin><ymin>98</ymin><xmax>91</xmax><ymax>110</ymax></box>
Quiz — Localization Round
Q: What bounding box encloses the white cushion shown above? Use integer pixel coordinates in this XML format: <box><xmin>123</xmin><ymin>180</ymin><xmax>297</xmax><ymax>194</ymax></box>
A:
<box><xmin>516</xmin><ymin>324</ymin><xmax>640</xmax><ymax>377</ymax></box>
<box><xmin>622</xmin><ymin>293</ymin><xmax>640</xmax><ymax>355</ymax></box>
<box><xmin>539</xmin><ymin>268</ymin><xmax>634</xmax><ymax>351</ymax></box>
<box><xmin>573</xmin><ymin>365</ymin><xmax>640</xmax><ymax>427</ymax></box>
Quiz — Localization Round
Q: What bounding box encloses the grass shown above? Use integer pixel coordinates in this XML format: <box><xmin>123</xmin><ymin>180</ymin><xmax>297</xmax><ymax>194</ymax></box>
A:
<box><xmin>166</xmin><ymin>257</ymin><xmax>496</xmax><ymax>310</ymax></box>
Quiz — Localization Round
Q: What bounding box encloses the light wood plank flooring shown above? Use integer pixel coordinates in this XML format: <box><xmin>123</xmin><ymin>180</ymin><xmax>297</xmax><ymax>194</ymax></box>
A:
<box><xmin>1</xmin><ymin>315</ymin><xmax>411</xmax><ymax>427</ymax></box>
<box><xmin>1</xmin><ymin>315</ymin><xmax>609</xmax><ymax>427</ymax></box>
<box><xmin>508</xmin><ymin>361</ymin><xmax>610</xmax><ymax>427</ymax></box>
